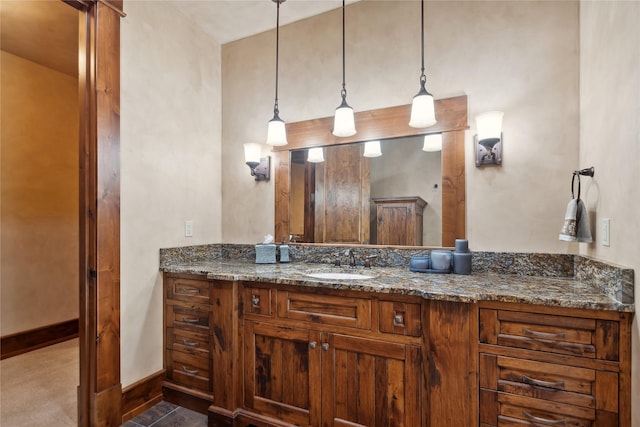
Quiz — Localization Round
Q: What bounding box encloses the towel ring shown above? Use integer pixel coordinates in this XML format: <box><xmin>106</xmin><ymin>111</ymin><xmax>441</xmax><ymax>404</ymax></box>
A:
<box><xmin>571</xmin><ymin>167</ymin><xmax>594</xmax><ymax>200</ymax></box>
<box><xmin>571</xmin><ymin>172</ymin><xmax>581</xmax><ymax>200</ymax></box>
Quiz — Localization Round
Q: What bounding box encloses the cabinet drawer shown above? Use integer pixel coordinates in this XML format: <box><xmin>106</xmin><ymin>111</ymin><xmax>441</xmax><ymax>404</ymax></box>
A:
<box><xmin>480</xmin><ymin>354</ymin><xmax>602</xmax><ymax>409</ymax></box>
<box><xmin>167</xmin><ymin>350</ymin><xmax>211</xmax><ymax>392</ymax></box>
<box><xmin>498</xmin><ymin>393</ymin><xmax>595</xmax><ymax>427</ymax></box>
<box><xmin>277</xmin><ymin>291</ymin><xmax>371</xmax><ymax>330</ymax></box>
<box><xmin>166</xmin><ymin>327</ymin><xmax>210</xmax><ymax>357</ymax></box>
<box><xmin>378</xmin><ymin>300</ymin><xmax>422</xmax><ymax>337</ymax></box>
<box><xmin>166</xmin><ymin>276</ymin><xmax>211</xmax><ymax>304</ymax></box>
<box><xmin>166</xmin><ymin>302</ymin><xmax>212</xmax><ymax>333</ymax></box>
<box><xmin>479</xmin><ymin>308</ymin><xmax>619</xmax><ymax>361</ymax></box>
<box><xmin>243</xmin><ymin>285</ymin><xmax>273</xmax><ymax>317</ymax></box>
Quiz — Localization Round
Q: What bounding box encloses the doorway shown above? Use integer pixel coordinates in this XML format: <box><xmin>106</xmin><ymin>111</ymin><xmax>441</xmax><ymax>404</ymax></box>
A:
<box><xmin>2</xmin><ymin>1</ymin><xmax>124</xmax><ymax>425</ymax></box>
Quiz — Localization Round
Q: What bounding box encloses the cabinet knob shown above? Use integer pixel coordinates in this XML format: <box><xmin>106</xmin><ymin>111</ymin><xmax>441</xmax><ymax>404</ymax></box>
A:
<box><xmin>309</xmin><ymin>341</ymin><xmax>317</xmax><ymax>349</ymax></box>
<box><xmin>251</xmin><ymin>295</ymin><xmax>260</xmax><ymax>307</ymax></box>
<box><xmin>394</xmin><ymin>313</ymin><xmax>405</xmax><ymax>326</ymax></box>
<box><xmin>321</xmin><ymin>343</ymin><xmax>329</xmax><ymax>351</ymax></box>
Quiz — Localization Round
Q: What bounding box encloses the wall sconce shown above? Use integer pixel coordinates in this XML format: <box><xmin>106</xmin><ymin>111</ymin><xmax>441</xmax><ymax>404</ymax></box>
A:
<box><xmin>243</xmin><ymin>143</ymin><xmax>270</xmax><ymax>181</ymax></box>
<box><xmin>307</xmin><ymin>147</ymin><xmax>324</xmax><ymax>163</ymax></box>
<box><xmin>363</xmin><ymin>140</ymin><xmax>382</xmax><ymax>157</ymax></box>
<box><xmin>475</xmin><ymin>111</ymin><xmax>503</xmax><ymax>166</ymax></box>
<box><xmin>422</xmin><ymin>133</ymin><xmax>442</xmax><ymax>152</ymax></box>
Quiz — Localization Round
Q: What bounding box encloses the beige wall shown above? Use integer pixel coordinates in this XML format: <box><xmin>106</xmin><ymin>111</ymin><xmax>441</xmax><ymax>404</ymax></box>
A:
<box><xmin>120</xmin><ymin>2</ymin><xmax>222</xmax><ymax>386</ymax></box>
<box><xmin>579</xmin><ymin>1</ymin><xmax>640</xmax><ymax>422</ymax></box>
<box><xmin>221</xmin><ymin>0</ymin><xmax>580</xmax><ymax>253</ymax></box>
<box><xmin>0</xmin><ymin>51</ymin><xmax>79</xmax><ymax>335</ymax></box>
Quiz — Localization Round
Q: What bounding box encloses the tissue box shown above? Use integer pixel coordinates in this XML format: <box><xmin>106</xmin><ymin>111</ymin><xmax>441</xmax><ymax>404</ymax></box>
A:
<box><xmin>255</xmin><ymin>244</ymin><xmax>276</xmax><ymax>264</ymax></box>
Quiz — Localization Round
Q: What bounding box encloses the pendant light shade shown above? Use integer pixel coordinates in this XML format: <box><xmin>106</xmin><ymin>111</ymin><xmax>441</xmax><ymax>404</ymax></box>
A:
<box><xmin>266</xmin><ymin>0</ymin><xmax>288</xmax><ymax>146</ymax></box>
<box><xmin>332</xmin><ymin>0</ymin><xmax>356</xmax><ymax>137</ymax></box>
<box><xmin>307</xmin><ymin>147</ymin><xmax>325</xmax><ymax>163</ymax></box>
<box><xmin>267</xmin><ymin>115</ymin><xmax>287</xmax><ymax>146</ymax></box>
<box><xmin>422</xmin><ymin>133</ymin><xmax>442</xmax><ymax>152</ymax></box>
<box><xmin>409</xmin><ymin>0</ymin><xmax>436</xmax><ymax>129</ymax></box>
<box><xmin>363</xmin><ymin>140</ymin><xmax>382</xmax><ymax>157</ymax></box>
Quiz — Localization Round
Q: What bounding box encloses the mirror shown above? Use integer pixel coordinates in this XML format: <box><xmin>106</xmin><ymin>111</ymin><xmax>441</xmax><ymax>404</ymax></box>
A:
<box><xmin>273</xmin><ymin>95</ymin><xmax>467</xmax><ymax>248</ymax></box>
<box><xmin>289</xmin><ymin>136</ymin><xmax>442</xmax><ymax>246</ymax></box>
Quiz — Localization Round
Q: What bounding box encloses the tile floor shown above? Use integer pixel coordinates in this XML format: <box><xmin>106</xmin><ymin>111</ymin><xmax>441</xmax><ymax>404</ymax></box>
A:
<box><xmin>121</xmin><ymin>401</ymin><xmax>207</xmax><ymax>427</ymax></box>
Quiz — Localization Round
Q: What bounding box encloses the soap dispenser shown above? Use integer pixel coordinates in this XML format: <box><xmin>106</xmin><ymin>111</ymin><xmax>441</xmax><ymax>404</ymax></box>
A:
<box><xmin>453</xmin><ymin>239</ymin><xmax>472</xmax><ymax>275</ymax></box>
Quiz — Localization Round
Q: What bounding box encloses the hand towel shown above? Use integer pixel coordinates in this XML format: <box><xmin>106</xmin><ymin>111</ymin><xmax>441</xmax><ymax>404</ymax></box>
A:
<box><xmin>559</xmin><ymin>199</ymin><xmax>578</xmax><ymax>241</ymax></box>
<box><xmin>576</xmin><ymin>199</ymin><xmax>593</xmax><ymax>243</ymax></box>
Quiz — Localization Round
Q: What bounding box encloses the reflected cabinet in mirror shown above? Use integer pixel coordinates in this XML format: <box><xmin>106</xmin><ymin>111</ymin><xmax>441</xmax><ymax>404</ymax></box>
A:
<box><xmin>274</xmin><ymin>95</ymin><xmax>467</xmax><ymax>248</ymax></box>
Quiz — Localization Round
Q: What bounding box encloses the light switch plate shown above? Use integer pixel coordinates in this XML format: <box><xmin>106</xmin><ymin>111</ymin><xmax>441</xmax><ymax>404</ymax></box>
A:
<box><xmin>601</xmin><ymin>218</ymin><xmax>610</xmax><ymax>247</ymax></box>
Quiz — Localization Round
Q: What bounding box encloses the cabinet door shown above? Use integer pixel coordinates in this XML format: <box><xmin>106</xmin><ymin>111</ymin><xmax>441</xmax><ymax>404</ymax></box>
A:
<box><xmin>321</xmin><ymin>334</ymin><xmax>423</xmax><ymax>427</ymax></box>
<box><xmin>244</xmin><ymin>321</ymin><xmax>321</xmax><ymax>426</ymax></box>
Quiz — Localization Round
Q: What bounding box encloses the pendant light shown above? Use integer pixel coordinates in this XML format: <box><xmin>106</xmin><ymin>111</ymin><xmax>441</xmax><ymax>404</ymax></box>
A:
<box><xmin>409</xmin><ymin>0</ymin><xmax>436</xmax><ymax>128</ymax></box>
<box><xmin>332</xmin><ymin>0</ymin><xmax>356</xmax><ymax>137</ymax></box>
<box><xmin>266</xmin><ymin>0</ymin><xmax>288</xmax><ymax>146</ymax></box>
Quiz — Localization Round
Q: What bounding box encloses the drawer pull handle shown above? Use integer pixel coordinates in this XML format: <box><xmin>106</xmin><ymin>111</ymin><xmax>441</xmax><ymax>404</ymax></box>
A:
<box><xmin>321</xmin><ymin>343</ymin><xmax>329</xmax><ymax>351</ymax></box>
<box><xmin>182</xmin><ymin>340</ymin><xmax>199</xmax><ymax>347</ymax></box>
<box><xmin>179</xmin><ymin>288</ymin><xmax>200</xmax><ymax>295</ymax></box>
<box><xmin>251</xmin><ymin>295</ymin><xmax>260</xmax><ymax>307</ymax></box>
<box><xmin>522</xmin><ymin>375</ymin><xmax>565</xmax><ymax>389</ymax></box>
<box><xmin>522</xmin><ymin>328</ymin><xmax>566</xmax><ymax>340</ymax></box>
<box><xmin>393</xmin><ymin>313</ymin><xmax>405</xmax><ymax>326</ymax></box>
<box><xmin>309</xmin><ymin>341</ymin><xmax>317</xmax><ymax>349</ymax></box>
<box><xmin>182</xmin><ymin>317</ymin><xmax>200</xmax><ymax>324</ymax></box>
<box><xmin>182</xmin><ymin>366</ymin><xmax>199</xmax><ymax>375</ymax></box>
<box><xmin>523</xmin><ymin>411</ymin><xmax>566</xmax><ymax>425</ymax></box>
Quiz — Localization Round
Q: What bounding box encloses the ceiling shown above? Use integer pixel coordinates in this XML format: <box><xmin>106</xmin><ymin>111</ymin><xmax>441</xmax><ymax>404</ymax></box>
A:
<box><xmin>1</xmin><ymin>0</ymin><xmax>357</xmax><ymax>77</ymax></box>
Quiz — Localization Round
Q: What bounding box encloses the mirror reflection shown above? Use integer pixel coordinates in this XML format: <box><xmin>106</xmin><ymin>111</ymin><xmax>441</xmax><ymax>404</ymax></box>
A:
<box><xmin>289</xmin><ymin>135</ymin><xmax>442</xmax><ymax>246</ymax></box>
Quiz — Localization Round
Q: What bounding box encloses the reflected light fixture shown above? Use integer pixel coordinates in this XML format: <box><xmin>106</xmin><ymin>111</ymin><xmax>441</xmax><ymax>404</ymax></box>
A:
<box><xmin>422</xmin><ymin>133</ymin><xmax>442</xmax><ymax>152</ymax></box>
<box><xmin>332</xmin><ymin>0</ymin><xmax>356</xmax><ymax>137</ymax></box>
<box><xmin>409</xmin><ymin>0</ymin><xmax>436</xmax><ymax>128</ymax></box>
<box><xmin>363</xmin><ymin>140</ymin><xmax>382</xmax><ymax>157</ymax></box>
<box><xmin>266</xmin><ymin>0</ymin><xmax>287</xmax><ymax>146</ymax></box>
<box><xmin>475</xmin><ymin>111</ymin><xmax>504</xmax><ymax>166</ymax></box>
<box><xmin>307</xmin><ymin>147</ymin><xmax>325</xmax><ymax>163</ymax></box>
<box><xmin>243</xmin><ymin>143</ymin><xmax>270</xmax><ymax>181</ymax></box>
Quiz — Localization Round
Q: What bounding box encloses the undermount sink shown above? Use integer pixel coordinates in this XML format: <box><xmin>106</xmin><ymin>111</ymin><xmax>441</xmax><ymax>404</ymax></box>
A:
<box><xmin>305</xmin><ymin>272</ymin><xmax>376</xmax><ymax>280</ymax></box>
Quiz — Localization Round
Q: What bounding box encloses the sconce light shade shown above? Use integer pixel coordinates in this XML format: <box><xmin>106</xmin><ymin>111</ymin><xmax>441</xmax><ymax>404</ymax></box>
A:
<box><xmin>422</xmin><ymin>133</ymin><xmax>442</xmax><ymax>152</ymax></box>
<box><xmin>476</xmin><ymin>111</ymin><xmax>503</xmax><ymax>142</ymax></box>
<box><xmin>409</xmin><ymin>90</ymin><xmax>436</xmax><ymax>128</ymax></box>
<box><xmin>333</xmin><ymin>100</ymin><xmax>356</xmax><ymax>137</ymax></box>
<box><xmin>475</xmin><ymin>111</ymin><xmax>504</xmax><ymax>166</ymax></box>
<box><xmin>363</xmin><ymin>140</ymin><xmax>382</xmax><ymax>157</ymax></box>
<box><xmin>266</xmin><ymin>115</ymin><xmax>287</xmax><ymax>146</ymax></box>
<box><xmin>243</xmin><ymin>143</ymin><xmax>270</xmax><ymax>181</ymax></box>
<box><xmin>307</xmin><ymin>147</ymin><xmax>325</xmax><ymax>163</ymax></box>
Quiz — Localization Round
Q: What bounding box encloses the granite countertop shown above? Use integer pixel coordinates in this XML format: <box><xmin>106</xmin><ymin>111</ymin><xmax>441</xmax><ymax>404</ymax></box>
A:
<box><xmin>161</xmin><ymin>259</ymin><xmax>634</xmax><ymax>313</ymax></box>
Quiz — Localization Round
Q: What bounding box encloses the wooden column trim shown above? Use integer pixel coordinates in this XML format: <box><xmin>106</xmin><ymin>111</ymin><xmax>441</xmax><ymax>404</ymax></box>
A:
<box><xmin>76</xmin><ymin>0</ymin><xmax>123</xmax><ymax>425</ymax></box>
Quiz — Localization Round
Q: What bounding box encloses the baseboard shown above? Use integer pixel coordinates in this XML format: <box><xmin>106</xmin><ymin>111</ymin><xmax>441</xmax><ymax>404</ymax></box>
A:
<box><xmin>121</xmin><ymin>370</ymin><xmax>165</xmax><ymax>422</ymax></box>
<box><xmin>0</xmin><ymin>319</ymin><xmax>79</xmax><ymax>360</ymax></box>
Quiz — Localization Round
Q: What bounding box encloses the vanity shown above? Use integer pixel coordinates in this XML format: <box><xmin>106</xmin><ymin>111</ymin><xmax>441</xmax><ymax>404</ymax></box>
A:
<box><xmin>160</xmin><ymin>245</ymin><xmax>634</xmax><ymax>427</ymax></box>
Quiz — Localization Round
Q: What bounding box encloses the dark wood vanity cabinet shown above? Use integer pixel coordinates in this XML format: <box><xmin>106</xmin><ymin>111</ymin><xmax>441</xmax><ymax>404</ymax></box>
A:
<box><xmin>163</xmin><ymin>273</ymin><xmax>237</xmax><ymax>415</ymax></box>
<box><xmin>163</xmin><ymin>273</ymin><xmax>630</xmax><ymax>427</ymax></box>
<box><xmin>242</xmin><ymin>286</ymin><xmax>426</xmax><ymax>426</ymax></box>
<box><xmin>478</xmin><ymin>302</ymin><xmax>632</xmax><ymax>427</ymax></box>
<box><xmin>373</xmin><ymin>196</ymin><xmax>427</xmax><ymax>246</ymax></box>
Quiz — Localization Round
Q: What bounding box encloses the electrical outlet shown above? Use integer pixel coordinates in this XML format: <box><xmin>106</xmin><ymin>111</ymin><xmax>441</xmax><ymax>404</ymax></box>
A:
<box><xmin>185</xmin><ymin>220</ymin><xmax>193</xmax><ymax>237</ymax></box>
<box><xmin>601</xmin><ymin>218</ymin><xmax>610</xmax><ymax>247</ymax></box>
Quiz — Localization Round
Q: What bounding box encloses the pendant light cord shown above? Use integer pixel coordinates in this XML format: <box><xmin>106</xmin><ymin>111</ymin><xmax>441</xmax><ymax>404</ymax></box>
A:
<box><xmin>274</xmin><ymin>0</ymin><xmax>281</xmax><ymax>115</ymax></box>
<box><xmin>341</xmin><ymin>0</ymin><xmax>347</xmax><ymax>100</ymax></box>
<box><xmin>420</xmin><ymin>0</ymin><xmax>426</xmax><ymax>87</ymax></box>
